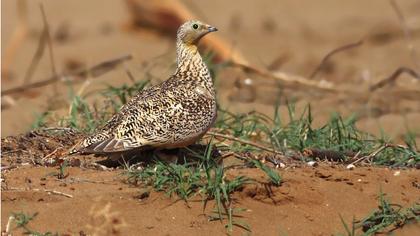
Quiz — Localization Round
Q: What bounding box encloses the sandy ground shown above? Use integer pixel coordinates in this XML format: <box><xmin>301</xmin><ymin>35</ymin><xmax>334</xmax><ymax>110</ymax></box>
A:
<box><xmin>1</xmin><ymin>164</ymin><xmax>419</xmax><ymax>235</ymax></box>
<box><xmin>2</xmin><ymin>0</ymin><xmax>420</xmax><ymax>235</ymax></box>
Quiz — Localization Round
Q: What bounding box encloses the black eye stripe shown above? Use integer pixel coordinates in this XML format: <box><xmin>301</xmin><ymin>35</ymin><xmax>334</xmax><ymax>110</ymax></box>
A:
<box><xmin>192</xmin><ymin>24</ymin><xmax>198</xmax><ymax>29</ymax></box>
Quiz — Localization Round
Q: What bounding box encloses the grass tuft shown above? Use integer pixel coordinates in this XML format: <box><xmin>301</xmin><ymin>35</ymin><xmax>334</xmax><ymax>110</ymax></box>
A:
<box><xmin>250</xmin><ymin>159</ymin><xmax>282</xmax><ymax>186</ymax></box>
<box><xmin>215</xmin><ymin>103</ymin><xmax>419</xmax><ymax>167</ymax></box>
<box><xmin>338</xmin><ymin>191</ymin><xmax>420</xmax><ymax>235</ymax></box>
<box><xmin>127</xmin><ymin>160</ymin><xmax>202</xmax><ymax>200</ymax></box>
<box><xmin>125</xmin><ymin>142</ymin><xmax>252</xmax><ymax>234</ymax></box>
<box><xmin>9</xmin><ymin>212</ymin><xmax>58</xmax><ymax>236</ymax></box>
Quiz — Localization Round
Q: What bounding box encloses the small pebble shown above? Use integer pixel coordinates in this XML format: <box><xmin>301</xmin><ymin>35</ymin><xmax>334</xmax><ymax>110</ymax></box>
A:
<box><xmin>307</xmin><ymin>161</ymin><xmax>317</xmax><ymax>167</ymax></box>
<box><xmin>393</xmin><ymin>171</ymin><xmax>401</xmax><ymax>176</ymax></box>
<box><xmin>276</xmin><ymin>163</ymin><xmax>286</xmax><ymax>168</ymax></box>
<box><xmin>346</xmin><ymin>164</ymin><xmax>355</xmax><ymax>170</ymax></box>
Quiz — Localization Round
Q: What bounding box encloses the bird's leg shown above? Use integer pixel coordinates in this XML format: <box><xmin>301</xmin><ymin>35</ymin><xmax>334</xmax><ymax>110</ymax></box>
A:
<box><xmin>153</xmin><ymin>148</ymin><xmax>180</xmax><ymax>164</ymax></box>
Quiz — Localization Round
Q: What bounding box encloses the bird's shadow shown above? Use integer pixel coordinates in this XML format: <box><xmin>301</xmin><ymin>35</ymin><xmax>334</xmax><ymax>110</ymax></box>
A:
<box><xmin>95</xmin><ymin>144</ymin><xmax>222</xmax><ymax>168</ymax></box>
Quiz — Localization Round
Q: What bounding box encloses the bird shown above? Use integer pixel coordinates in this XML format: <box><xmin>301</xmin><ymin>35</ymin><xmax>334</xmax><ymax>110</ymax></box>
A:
<box><xmin>70</xmin><ymin>20</ymin><xmax>218</xmax><ymax>160</ymax></box>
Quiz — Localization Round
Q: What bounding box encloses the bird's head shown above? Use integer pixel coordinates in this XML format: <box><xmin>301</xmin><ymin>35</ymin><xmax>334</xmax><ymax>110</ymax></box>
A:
<box><xmin>176</xmin><ymin>20</ymin><xmax>218</xmax><ymax>46</ymax></box>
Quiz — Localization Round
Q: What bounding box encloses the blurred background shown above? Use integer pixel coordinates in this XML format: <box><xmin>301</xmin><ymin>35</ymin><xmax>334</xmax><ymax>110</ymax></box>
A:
<box><xmin>2</xmin><ymin>0</ymin><xmax>420</xmax><ymax>142</ymax></box>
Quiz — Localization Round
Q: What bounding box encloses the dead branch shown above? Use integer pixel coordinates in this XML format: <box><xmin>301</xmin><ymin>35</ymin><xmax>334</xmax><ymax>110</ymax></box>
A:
<box><xmin>389</xmin><ymin>0</ymin><xmax>420</xmax><ymax>70</ymax></box>
<box><xmin>1</xmin><ymin>96</ymin><xmax>17</xmax><ymax>109</ymax></box>
<box><xmin>43</xmin><ymin>147</ymin><xmax>63</xmax><ymax>160</ymax></box>
<box><xmin>1</xmin><ymin>54</ymin><xmax>133</xmax><ymax>96</ymax></box>
<box><xmin>5</xmin><ymin>216</ymin><xmax>14</xmax><ymax>234</ymax></box>
<box><xmin>350</xmin><ymin>143</ymin><xmax>411</xmax><ymax>165</ymax></box>
<box><xmin>229</xmin><ymin>61</ymin><xmax>341</xmax><ymax>92</ymax></box>
<box><xmin>2</xmin><ymin>0</ymin><xmax>28</xmax><ymax>79</ymax></box>
<box><xmin>22</xmin><ymin>3</ymin><xmax>57</xmax><ymax>85</ymax></box>
<box><xmin>350</xmin><ymin>144</ymin><xmax>390</xmax><ymax>165</ymax></box>
<box><xmin>40</xmin><ymin>127</ymin><xmax>77</xmax><ymax>132</ymax></box>
<box><xmin>40</xmin><ymin>3</ymin><xmax>58</xmax><ymax>79</ymax></box>
<box><xmin>125</xmin><ymin>0</ymin><xmax>248</xmax><ymax>64</ymax></box>
<box><xmin>44</xmin><ymin>189</ymin><xmax>73</xmax><ymax>198</ymax></box>
<box><xmin>22</xmin><ymin>19</ymin><xmax>47</xmax><ymax>84</ymax></box>
<box><xmin>6</xmin><ymin>187</ymin><xmax>73</xmax><ymax>198</ymax></box>
<box><xmin>206</xmin><ymin>131</ymin><xmax>283</xmax><ymax>156</ymax></box>
<box><xmin>309</xmin><ymin>39</ymin><xmax>364</xmax><ymax>79</ymax></box>
<box><xmin>62</xmin><ymin>177</ymin><xmax>116</xmax><ymax>184</ymax></box>
<box><xmin>369</xmin><ymin>67</ymin><xmax>419</xmax><ymax>91</ymax></box>
<box><xmin>68</xmin><ymin>79</ymin><xmax>92</xmax><ymax>115</ymax></box>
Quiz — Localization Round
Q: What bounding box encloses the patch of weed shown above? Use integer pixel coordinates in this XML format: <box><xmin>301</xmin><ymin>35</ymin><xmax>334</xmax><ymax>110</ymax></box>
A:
<box><xmin>127</xmin><ymin>160</ymin><xmax>202</xmax><ymax>200</ymax></box>
<box><xmin>102</xmin><ymin>80</ymin><xmax>150</xmax><ymax>111</ymax></box>
<box><xmin>31</xmin><ymin>112</ymin><xmax>50</xmax><ymax>129</ymax></box>
<box><xmin>358</xmin><ymin>192</ymin><xmax>419</xmax><ymax>234</ymax></box>
<box><xmin>45</xmin><ymin>160</ymin><xmax>69</xmax><ymax>179</ymax></box>
<box><xmin>208</xmin><ymin>207</ymin><xmax>252</xmax><ymax>233</ymax></box>
<box><xmin>125</xmin><ymin>143</ymin><xmax>252</xmax><ymax>234</ymax></box>
<box><xmin>214</xmin><ymin>109</ymin><xmax>273</xmax><ymax>153</ymax></box>
<box><xmin>9</xmin><ymin>212</ymin><xmax>58</xmax><ymax>236</ymax></box>
<box><xmin>250</xmin><ymin>159</ymin><xmax>282</xmax><ymax>186</ymax></box>
<box><xmin>338</xmin><ymin>191</ymin><xmax>420</xmax><ymax>235</ymax></box>
<box><xmin>216</xmin><ymin>103</ymin><xmax>419</xmax><ymax>167</ymax></box>
<box><xmin>57</xmin><ymin>79</ymin><xmax>149</xmax><ymax>133</ymax></box>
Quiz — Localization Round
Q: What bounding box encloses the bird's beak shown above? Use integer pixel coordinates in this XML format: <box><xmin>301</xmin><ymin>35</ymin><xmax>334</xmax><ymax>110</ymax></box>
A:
<box><xmin>207</xmin><ymin>25</ymin><xmax>218</xmax><ymax>32</ymax></box>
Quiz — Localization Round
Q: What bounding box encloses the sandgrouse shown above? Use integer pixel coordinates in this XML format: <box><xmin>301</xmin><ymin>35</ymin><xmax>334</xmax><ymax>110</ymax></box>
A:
<box><xmin>70</xmin><ymin>20</ymin><xmax>218</xmax><ymax>158</ymax></box>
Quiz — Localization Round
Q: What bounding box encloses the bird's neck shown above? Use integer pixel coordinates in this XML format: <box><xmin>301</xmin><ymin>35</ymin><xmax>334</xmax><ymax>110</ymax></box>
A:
<box><xmin>172</xmin><ymin>40</ymin><xmax>215</xmax><ymax>96</ymax></box>
<box><xmin>175</xmin><ymin>41</ymin><xmax>207</xmax><ymax>74</ymax></box>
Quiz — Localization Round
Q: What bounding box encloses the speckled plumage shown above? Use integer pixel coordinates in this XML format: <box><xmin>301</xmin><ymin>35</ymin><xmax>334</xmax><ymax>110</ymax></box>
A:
<box><xmin>71</xmin><ymin>20</ymin><xmax>218</xmax><ymax>154</ymax></box>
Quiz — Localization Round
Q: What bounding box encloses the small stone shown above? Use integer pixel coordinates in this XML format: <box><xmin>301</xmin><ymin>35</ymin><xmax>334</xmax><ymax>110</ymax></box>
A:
<box><xmin>307</xmin><ymin>161</ymin><xmax>317</xmax><ymax>167</ymax></box>
<box><xmin>393</xmin><ymin>171</ymin><xmax>401</xmax><ymax>176</ymax></box>
<box><xmin>277</xmin><ymin>163</ymin><xmax>286</xmax><ymax>168</ymax></box>
<box><xmin>346</xmin><ymin>164</ymin><xmax>355</xmax><ymax>170</ymax></box>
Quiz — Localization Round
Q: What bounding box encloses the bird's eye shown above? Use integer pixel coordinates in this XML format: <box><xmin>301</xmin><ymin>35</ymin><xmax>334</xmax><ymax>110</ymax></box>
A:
<box><xmin>192</xmin><ymin>24</ymin><xmax>198</xmax><ymax>29</ymax></box>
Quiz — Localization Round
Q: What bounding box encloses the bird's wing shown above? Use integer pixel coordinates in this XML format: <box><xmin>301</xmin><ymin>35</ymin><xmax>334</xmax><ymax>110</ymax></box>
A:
<box><xmin>80</xmin><ymin>83</ymin><xmax>178</xmax><ymax>153</ymax></box>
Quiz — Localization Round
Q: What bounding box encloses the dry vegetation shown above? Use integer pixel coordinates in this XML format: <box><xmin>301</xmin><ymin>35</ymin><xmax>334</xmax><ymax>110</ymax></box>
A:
<box><xmin>1</xmin><ymin>0</ymin><xmax>420</xmax><ymax>235</ymax></box>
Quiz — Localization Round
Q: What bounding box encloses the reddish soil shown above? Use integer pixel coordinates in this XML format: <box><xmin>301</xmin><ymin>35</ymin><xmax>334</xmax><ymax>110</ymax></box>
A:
<box><xmin>2</xmin><ymin>161</ymin><xmax>419</xmax><ymax>235</ymax></box>
<box><xmin>1</xmin><ymin>132</ymin><xmax>420</xmax><ymax>235</ymax></box>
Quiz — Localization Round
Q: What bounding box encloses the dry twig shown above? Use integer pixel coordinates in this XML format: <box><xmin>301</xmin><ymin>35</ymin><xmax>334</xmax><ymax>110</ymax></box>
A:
<box><xmin>309</xmin><ymin>39</ymin><xmax>364</xmax><ymax>79</ymax></box>
<box><xmin>369</xmin><ymin>67</ymin><xmax>419</xmax><ymax>91</ymax></box>
<box><xmin>2</xmin><ymin>54</ymin><xmax>132</xmax><ymax>96</ymax></box>
<box><xmin>206</xmin><ymin>131</ymin><xmax>283</xmax><ymax>156</ymax></box>
<box><xmin>389</xmin><ymin>0</ymin><xmax>420</xmax><ymax>70</ymax></box>
<box><xmin>40</xmin><ymin>4</ymin><xmax>57</xmax><ymax>78</ymax></box>
<box><xmin>6</xmin><ymin>187</ymin><xmax>73</xmax><ymax>198</ymax></box>
<box><xmin>2</xmin><ymin>0</ymin><xmax>28</xmax><ymax>79</ymax></box>
<box><xmin>43</xmin><ymin>189</ymin><xmax>73</xmax><ymax>198</ymax></box>
<box><xmin>229</xmin><ymin>62</ymin><xmax>340</xmax><ymax>92</ymax></box>
<box><xmin>40</xmin><ymin>127</ymin><xmax>76</xmax><ymax>132</ymax></box>
<box><xmin>39</xmin><ymin>3</ymin><xmax>60</xmax><ymax>96</ymax></box>
<box><xmin>23</xmin><ymin>4</ymin><xmax>57</xmax><ymax>85</ymax></box>
<box><xmin>43</xmin><ymin>147</ymin><xmax>63</xmax><ymax>160</ymax></box>
<box><xmin>5</xmin><ymin>216</ymin><xmax>15</xmax><ymax>234</ymax></box>
<box><xmin>62</xmin><ymin>177</ymin><xmax>116</xmax><ymax>184</ymax></box>
<box><xmin>349</xmin><ymin>144</ymin><xmax>402</xmax><ymax>165</ymax></box>
<box><xmin>22</xmin><ymin>16</ymin><xmax>47</xmax><ymax>84</ymax></box>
